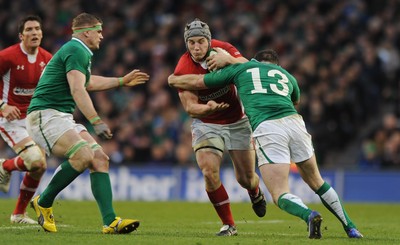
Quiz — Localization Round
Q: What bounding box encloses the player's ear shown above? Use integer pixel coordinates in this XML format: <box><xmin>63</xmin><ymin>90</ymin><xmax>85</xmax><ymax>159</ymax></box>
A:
<box><xmin>18</xmin><ymin>33</ymin><xmax>23</xmax><ymax>41</ymax></box>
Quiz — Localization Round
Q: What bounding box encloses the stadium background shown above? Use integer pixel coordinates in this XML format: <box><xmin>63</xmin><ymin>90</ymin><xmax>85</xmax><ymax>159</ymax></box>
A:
<box><xmin>0</xmin><ymin>0</ymin><xmax>399</xmax><ymax>201</ymax></box>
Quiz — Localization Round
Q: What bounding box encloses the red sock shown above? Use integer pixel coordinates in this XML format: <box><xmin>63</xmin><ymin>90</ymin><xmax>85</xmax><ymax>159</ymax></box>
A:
<box><xmin>3</xmin><ymin>156</ymin><xmax>27</xmax><ymax>172</ymax></box>
<box><xmin>248</xmin><ymin>187</ymin><xmax>260</xmax><ymax>198</ymax></box>
<box><xmin>207</xmin><ymin>184</ymin><xmax>234</xmax><ymax>225</ymax></box>
<box><xmin>247</xmin><ymin>179</ymin><xmax>260</xmax><ymax>198</ymax></box>
<box><xmin>13</xmin><ymin>173</ymin><xmax>40</xmax><ymax>215</ymax></box>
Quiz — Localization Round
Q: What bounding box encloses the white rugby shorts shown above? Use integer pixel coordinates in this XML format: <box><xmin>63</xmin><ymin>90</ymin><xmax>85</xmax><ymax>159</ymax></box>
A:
<box><xmin>191</xmin><ymin>117</ymin><xmax>253</xmax><ymax>152</ymax></box>
<box><xmin>26</xmin><ymin>109</ymin><xmax>86</xmax><ymax>155</ymax></box>
<box><xmin>0</xmin><ymin>117</ymin><xmax>30</xmax><ymax>147</ymax></box>
<box><xmin>253</xmin><ymin>114</ymin><xmax>314</xmax><ymax>166</ymax></box>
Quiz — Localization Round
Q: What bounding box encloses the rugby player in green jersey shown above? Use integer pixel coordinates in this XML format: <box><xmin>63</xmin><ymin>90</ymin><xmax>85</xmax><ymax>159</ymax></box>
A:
<box><xmin>168</xmin><ymin>49</ymin><xmax>363</xmax><ymax>239</ymax></box>
<box><xmin>27</xmin><ymin>12</ymin><xmax>149</xmax><ymax>234</ymax></box>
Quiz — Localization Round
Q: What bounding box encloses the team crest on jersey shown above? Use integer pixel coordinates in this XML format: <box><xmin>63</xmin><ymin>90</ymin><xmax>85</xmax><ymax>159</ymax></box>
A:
<box><xmin>16</xmin><ymin>65</ymin><xmax>24</xmax><ymax>70</ymax></box>
<box><xmin>39</xmin><ymin>61</ymin><xmax>46</xmax><ymax>71</ymax></box>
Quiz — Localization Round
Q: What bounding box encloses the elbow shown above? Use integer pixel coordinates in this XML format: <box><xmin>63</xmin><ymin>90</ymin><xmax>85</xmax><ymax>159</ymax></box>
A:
<box><xmin>167</xmin><ymin>75</ymin><xmax>175</xmax><ymax>87</ymax></box>
<box><xmin>189</xmin><ymin>113</ymin><xmax>200</xmax><ymax>118</ymax></box>
<box><xmin>184</xmin><ymin>105</ymin><xmax>199</xmax><ymax>118</ymax></box>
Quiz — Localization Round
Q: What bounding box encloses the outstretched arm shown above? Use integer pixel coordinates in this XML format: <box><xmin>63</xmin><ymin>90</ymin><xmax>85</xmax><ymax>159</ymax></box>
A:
<box><xmin>168</xmin><ymin>74</ymin><xmax>207</xmax><ymax>90</ymax></box>
<box><xmin>87</xmin><ymin>69</ymin><xmax>150</xmax><ymax>91</ymax></box>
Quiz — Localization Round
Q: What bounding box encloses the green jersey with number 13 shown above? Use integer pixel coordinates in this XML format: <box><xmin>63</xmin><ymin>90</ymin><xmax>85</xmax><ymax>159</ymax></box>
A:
<box><xmin>203</xmin><ymin>59</ymin><xmax>300</xmax><ymax>131</ymax></box>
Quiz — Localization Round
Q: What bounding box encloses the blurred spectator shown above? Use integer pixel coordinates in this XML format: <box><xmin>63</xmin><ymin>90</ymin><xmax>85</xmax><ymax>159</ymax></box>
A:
<box><xmin>1</xmin><ymin>0</ymin><xmax>399</xmax><ymax>168</ymax></box>
<box><xmin>358</xmin><ymin>113</ymin><xmax>400</xmax><ymax>170</ymax></box>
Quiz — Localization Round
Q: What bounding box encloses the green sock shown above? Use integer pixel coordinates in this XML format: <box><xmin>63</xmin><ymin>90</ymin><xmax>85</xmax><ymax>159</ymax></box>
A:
<box><xmin>38</xmin><ymin>161</ymin><xmax>81</xmax><ymax>208</ymax></box>
<box><xmin>316</xmin><ymin>182</ymin><xmax>356</xmax><ymax>230</ymax></box>
<box><xmin>90</xmin><ymin>172</ymin><xmax>116</xmax><ymax>226</ymax></box>
<box><xmin>277</xmin><ymin>193</ymin><xmax>312</xmax><ymax>223</ymax></box>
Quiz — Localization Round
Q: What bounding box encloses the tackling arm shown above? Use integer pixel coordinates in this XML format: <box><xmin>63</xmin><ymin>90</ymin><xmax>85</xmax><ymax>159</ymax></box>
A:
<box><xmin>168</xmin><ymin>74</ymin><xmax>207</xmax><ymax>90</ymax></box>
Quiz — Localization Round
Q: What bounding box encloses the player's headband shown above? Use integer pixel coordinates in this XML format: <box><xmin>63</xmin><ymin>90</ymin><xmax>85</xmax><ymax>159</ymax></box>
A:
<box><xmin>72</xmin><ymin>24</ymin><xmax>102</xmax><ymax>34</ymax></box>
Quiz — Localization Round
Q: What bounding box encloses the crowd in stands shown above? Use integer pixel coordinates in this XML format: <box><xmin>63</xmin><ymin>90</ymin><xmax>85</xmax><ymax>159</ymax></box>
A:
<box><xmin>0</xmin><ymin>0</ymin><xmax>399</xmax><ymax>169</ymax></box>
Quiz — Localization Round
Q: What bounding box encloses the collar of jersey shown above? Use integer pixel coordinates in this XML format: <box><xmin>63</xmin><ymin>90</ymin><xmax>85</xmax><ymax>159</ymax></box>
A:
<box><xmin>71</xmin><ymin>37</ymin><xmax>93</xmax><ymax>56</ymax></box>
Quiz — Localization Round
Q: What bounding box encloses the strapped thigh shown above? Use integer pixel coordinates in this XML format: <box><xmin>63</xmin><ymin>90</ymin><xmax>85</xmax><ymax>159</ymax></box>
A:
<box><xmin>65</xmin><ymin>139</ymin><xmax>89</xmax><ymax>159</ymax></box>
<box><xmin>193</xmin><ymin>137</ymin><xmax>224</xmax><ymax>156</ymax></box>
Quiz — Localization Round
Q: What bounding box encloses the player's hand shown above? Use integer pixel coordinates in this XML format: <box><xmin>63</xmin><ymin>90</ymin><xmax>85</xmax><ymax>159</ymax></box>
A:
<box><xmin>92</xmin><ymin>119</ymin><xmax>113</xmax><ymax>140</ymax></box>
<box><xmin>1</xmin><ymin>104</ymin><xmax>21</xmax><ymax>121</ymax></box>
<box><xmin>206</xmin><ymin>48</ymin><xmax>232</xmax><ymax>71</ymax></box>
<box><xmin>121</xmin><ymin>69</ymin><xmax>150</xmax><ymax>87</ymax></box>
<box><xmin>207</xmin><ymin>100</ymin><xmax>230</xmax><ymax>112</ymax></box>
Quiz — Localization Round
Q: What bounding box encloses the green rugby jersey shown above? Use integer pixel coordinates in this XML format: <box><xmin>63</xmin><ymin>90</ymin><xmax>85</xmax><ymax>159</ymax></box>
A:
<box><xmin>204</xmin><ymin>59</ymin><xmax>300</xmax><ymax>130</ymax></box>
<box><xmin>28</xmin><ymin>37</ymin><xmax>92</xmax><ymax>114</ymax></box>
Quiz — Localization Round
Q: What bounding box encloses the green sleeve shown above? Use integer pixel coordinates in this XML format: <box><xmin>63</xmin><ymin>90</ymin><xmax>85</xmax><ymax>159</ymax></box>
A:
<box><xmin>62</xmin><ymin>46</ymin><xmax>88</xmax><ymax>75</ymax></box>
<box><xmin>203</xmin><ymin>65</ymin><xmax>238</xmax><ymax>88</ymax></box>
<box><xmin>290</xmin><ymin>74</ymin><xmax>300</xmax><ymax>103</ymax></box>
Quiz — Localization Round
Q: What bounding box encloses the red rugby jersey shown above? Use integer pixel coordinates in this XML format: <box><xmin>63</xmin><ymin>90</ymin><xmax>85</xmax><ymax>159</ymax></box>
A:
<box><xmin>174</xmin><ymin>39</ymin><xmax>245</xmax><ymax>124</ymax></box>
<box><xmin>0</xmin><ymin>43</ymin><xmax>52</xmax><ymax>118</ymax></box>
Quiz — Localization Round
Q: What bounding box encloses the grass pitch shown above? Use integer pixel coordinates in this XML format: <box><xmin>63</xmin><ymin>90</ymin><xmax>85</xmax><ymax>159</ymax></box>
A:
<box><xmin>0</xmin><ymin>199</ymin><xmax>399</xmax><ymax>245</ymax></box>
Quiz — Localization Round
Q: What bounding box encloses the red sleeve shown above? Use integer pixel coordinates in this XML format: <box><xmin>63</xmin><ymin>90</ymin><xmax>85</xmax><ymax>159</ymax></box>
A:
<box><xmin>0</xmin><ymin>48</ymin><xmax>12</xmax><ymax>76</ymax></box>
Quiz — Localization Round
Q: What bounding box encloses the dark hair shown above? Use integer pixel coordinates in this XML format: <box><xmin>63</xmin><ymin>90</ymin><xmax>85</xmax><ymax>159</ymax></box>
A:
<box><xmin>254</xmin><ymin>49</ymin><xmax>279</xmax><ymax>65</ymax></box>
<box><xmin>18</xmin><ymin>15</ymin><xmax>42</xmax><ymax>34</ymax></box>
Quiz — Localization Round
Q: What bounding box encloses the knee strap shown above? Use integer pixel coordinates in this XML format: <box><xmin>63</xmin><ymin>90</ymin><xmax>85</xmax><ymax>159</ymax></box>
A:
<box><xmin>17</xmin><ymin>141</ymin><xmax>44</xmax><ymax>170</ymax></box>
<box><xmin>194</xmin><ymin>137</ymin><xmax>224</xmax><ymax>156</ymax></box>
<box><xmin>65</xmin><ymin>140</ymin><xmax>89</xmax><ymax>158</ymax></box>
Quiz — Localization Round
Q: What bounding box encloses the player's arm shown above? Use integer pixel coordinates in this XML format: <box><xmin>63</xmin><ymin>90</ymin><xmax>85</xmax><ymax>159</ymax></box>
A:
<box><xmin>168</xmin><ymin>74</ymin><xmax>207</xmax><ymax>90</ymax></box>
<box><xmin>178</xmin><ymin>90</ymin><xmax>229</xmax><ymax>118</ymax></box>
<box><xmin>290</xmin><ymin>74</ymin><xmax>301</xmax><ymax>105</ymax></box>
<box><xmin>0</xmin><ymin>99</ymin><xmax>21</xmax><ymax>121</ymax></box>
<box><xmin>67</xmin><ymin>70</ymin><xmax>112</xmax><ymax>139</ymax></box>
<box><xmin>206</xmin><ymin>48</ymin><xmax>248</xmax><ymax>71</ymax></box>
<box><xmin>87</xmin><ymin>69</ymin><xmax>149</xmax><ymax>91</ymax></box>
<box><xmin>0</xmin><ymin>54</ymin><xmax>21</xmax><ymax>121</ymax></box>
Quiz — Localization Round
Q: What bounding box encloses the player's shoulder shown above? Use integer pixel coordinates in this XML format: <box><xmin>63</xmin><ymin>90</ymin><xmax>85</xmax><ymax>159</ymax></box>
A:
<box><xmin>177</xmin><ymin>52</ymin><xmax>191</xmax><ymax>61</ymax></box>
<box><xmin>210</xmin><ymin>39</ymin><xmax>229</xmax><ymax>47</ymax></box>
<box><xmin>38</xmin><ymin>47</ymin><xmax>52</xmax><ymax>58</ymax></box>
<box><xmin>0</xmin><ymin>43</ymin><xmax>21</xmax><ymax>56</ymax></box>
<box><xmin>175</xmin><ymin>52</ymin><xmax>195</xmax><ymax>73</ymax></box>
<box><xmin>38</xmin><ymin>46</ymin><xmax>51</xmax><ymax>55</ymax></box>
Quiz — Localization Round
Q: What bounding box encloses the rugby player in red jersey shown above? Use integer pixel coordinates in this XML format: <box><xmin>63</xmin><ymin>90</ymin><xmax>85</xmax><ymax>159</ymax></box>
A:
<box><xmin>172</xmin><ymin>19</ymin><xmax>266</xmax><ymax>236</ymax></box>
<box><xmin>0</xmin><ymin>15</ymin><xmax>52</xmax><ymax>224</ymax></box>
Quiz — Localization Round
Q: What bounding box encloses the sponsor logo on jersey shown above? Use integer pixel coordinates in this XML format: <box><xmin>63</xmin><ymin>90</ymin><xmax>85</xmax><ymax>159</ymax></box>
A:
<box><xmin>198</xmin><ymin>86</ymin><xmax>230</xmax><ymax>101</ymax></box>
<box><xmin>13</xmin><ymin>87</ymin><xmax>35</xmax><ymax>96</ymax></box>
<box><xmin>16</xmin><ymin>65</ymin><xmax>25</xmax><ymax>70</ymax></box>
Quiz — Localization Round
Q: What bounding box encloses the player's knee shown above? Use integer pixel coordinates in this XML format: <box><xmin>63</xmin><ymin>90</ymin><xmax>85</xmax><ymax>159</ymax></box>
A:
<box><xmin>91</xmin><ymin>144</ymin><xmax>110</xmax><ymax>172</ymax></box>
<box><xmin>236</xmin><ymin>171</ymin><xmax>256</xmax><ymax>188</ymax></box>
<box><xmin>19</xmin><ymin>144</ymin><xmax>46</xmax><ymax>171</ymax></box>
<box><xmin>237</xmin><ymin>176</ymin><xmax>251</xmax><ymax>188</ymax></box>
<box><xmin>202</xmin><ymin>168</ymin><xmax>220</xmax><ymax>186</ymax></box>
